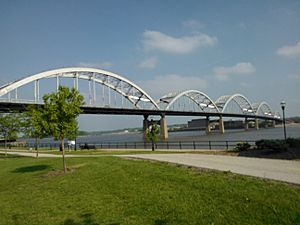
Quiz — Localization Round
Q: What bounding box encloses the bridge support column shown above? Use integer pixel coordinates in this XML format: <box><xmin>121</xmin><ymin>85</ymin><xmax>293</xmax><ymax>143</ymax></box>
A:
<box><xmin>160</xmin><ymin>114</ymin><xmax>168</xmax><ymax>140</ymax></box>
<box><xmin>205</xmin><ymin>116</ymin><xmax>211</xmax><ymax>135</ymax></box>
<box><xmin>272</xmin><ymin>120</ymin><xmax>276</xmax><ymax>128</ymax></box>
<box><xmin>219</xmin><ymin>116</ymin><xmax>225</xmax><ymax>134</ymax></box>
<box><xmin>255</xmin><ymin>119</ymin><xmax>259</xmax><ymax>130</ymax></box>
<box><xmin>244</xmin><ymin>118</ymin><xmax>249</xmax><ymax>131</ymax></box>
<box><xmin>143</xmin><ymin>115</ymin><xmax>149</xmax><ymax>140</ymax></box>
<box><xmin>264</xmin><ymin>120</ymin><xmax>268</xmax><ymax>128</ymax></box>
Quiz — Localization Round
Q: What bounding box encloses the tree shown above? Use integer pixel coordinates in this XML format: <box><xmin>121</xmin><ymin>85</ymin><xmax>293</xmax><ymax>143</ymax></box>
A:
<box><xmin>146</xmin><ymin>120</ymin><xmax>160</xmax><ymax>151</ymax></box>
<box><xmin>0</xmin><ymin>113</ymin><xmax>20</xmax><ymax>156</ymax></box>
<box><xmin>21</xmin><ymin>106</ymin><xmax>48</xmax><ymax>158</ymax></box>
<box><xmin>41</xmin><ymin>86</ymin><xmax>84</xmax><ymax>172</ymax></box>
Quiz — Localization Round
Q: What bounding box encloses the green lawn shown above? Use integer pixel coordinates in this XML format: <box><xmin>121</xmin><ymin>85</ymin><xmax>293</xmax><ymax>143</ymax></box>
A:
<box><xmin>0</xmin><ymin>154</ymin><xmax>299</xmax><ymax>225</ymax></box>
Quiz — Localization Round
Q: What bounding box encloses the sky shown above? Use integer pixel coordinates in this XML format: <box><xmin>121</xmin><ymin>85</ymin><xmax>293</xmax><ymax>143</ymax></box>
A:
<box><xmin>0</xmin><ymin>0</ymin><xmax>299</xmax><ymax>131</ymax></box>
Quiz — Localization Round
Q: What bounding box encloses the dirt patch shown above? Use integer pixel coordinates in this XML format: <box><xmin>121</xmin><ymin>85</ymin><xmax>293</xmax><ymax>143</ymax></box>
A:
<box><xmin>41</xmin><ymin>168</ymin><xmax>76</xmax><ymax>178</ymax></box>
<box><xmin>41</xmin><ymin>163</ymin><xmax>86</xmax><ymax>178</ymax></box>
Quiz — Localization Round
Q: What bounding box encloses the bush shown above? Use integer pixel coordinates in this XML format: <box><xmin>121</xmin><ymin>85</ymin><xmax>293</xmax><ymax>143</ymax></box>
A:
<box><xmin>255</xmin><ymin>139</ymin><xmax>288</xmax><ymax>151</ymax></box>
<box><xmin>234</xmin><ymin>142</ymin><xmax>251</xmax><ymax>151</ymax></box>
<box><xmin>286</xmin><ymin>137</ymin><xmax>300</xmax><ymax>148</ymax></box>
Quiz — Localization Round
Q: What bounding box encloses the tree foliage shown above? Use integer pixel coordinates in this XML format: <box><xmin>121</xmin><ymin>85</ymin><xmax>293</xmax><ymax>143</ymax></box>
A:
<box><xmin>0</xmin><ymin>113</ymin><xmax>20</xmax><ymax>154</ymax></box>
<box><xmin>42</xmin><ymin>86</ymin><xmax>84</xmax><ymax>141</ymax></box>
<box><xmin>21</xmin><ymin>106</ymin><xmax>49</xmax><ymax>157</ymax></box>
<box><xmin>146</xmin><ymin>121</ymin><xmax>160</xmax><ymax>151</ymax></box>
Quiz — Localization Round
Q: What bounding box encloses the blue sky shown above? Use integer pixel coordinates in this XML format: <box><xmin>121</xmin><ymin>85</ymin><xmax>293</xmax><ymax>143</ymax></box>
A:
<box><xmin>0</xmin><ymin>0</ymin><xmax>299</xmax><ymax>131</ymax></box>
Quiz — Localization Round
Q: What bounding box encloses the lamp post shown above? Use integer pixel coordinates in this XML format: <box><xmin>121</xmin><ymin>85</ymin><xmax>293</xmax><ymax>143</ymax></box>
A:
<box><xmin>280</xmin><ymin>101</ymin><xmax>286</xmax><ymax>141</ymax></box>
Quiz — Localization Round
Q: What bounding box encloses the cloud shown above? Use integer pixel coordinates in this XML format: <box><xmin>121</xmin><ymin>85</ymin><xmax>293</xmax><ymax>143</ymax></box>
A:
<box><xmin>214</xmin><ymin>62</ymin><xmax>256</xmax><ymax>81</ymax></box>
<box><xmin>138</xmin><ymin>57</ymin><xmax>158</xmax><ymax>69</ymax></box>
<box><xmin>78</xmin><ymin>61</ymin><xmax>113</xmax><ymax>69</ymax></box>
<box><xmin>138</xmin><ymin>74</ymin><xmax>207</xmax><ymax>98</ymax></box>
<box><xmin>182</xmin><ymin>19</ymin><xmax>205</xmax><ymax>29</ymax></box>
<box><xmin>276</xmin><ymin>41</ymin><xmax>300</xmax><ymax>57</ymax></box>
<box><xmin>142</xmin><ymin>30</ymin><xmax>217</xmax><ymax>54</ymax></box>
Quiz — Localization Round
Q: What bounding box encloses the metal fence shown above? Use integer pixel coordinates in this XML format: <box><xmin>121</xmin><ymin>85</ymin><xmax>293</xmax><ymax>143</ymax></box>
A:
<box><xmin>0</xmin><ymin>140</ymin><xmax>257</xmax><ymax>151</ymax></box>
<box><xmin>88</xmin><ymin>140</ymin><xmax>256</xmax><ymax>150</ymax></box>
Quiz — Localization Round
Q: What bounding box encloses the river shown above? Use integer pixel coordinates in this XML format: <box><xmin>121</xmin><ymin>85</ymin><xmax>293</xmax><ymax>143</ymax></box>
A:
<box><xmin>23</xmin><ymin>123</ymin><xmax>300</xmax><ymax>145</ymax></box>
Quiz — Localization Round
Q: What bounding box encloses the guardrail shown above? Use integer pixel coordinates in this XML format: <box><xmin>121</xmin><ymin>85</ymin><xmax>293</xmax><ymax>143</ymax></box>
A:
<box><xmin>1</xmin><ymin>140</ymin><xmax>256</xmax><ymax>151</ymax></box>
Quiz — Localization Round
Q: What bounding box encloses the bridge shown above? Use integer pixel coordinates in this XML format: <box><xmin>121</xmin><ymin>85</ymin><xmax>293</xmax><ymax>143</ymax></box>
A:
<box><xmin>0</xmin><ymin>67</ymin><xmax>281</xmax><ymax>140</ymax></box>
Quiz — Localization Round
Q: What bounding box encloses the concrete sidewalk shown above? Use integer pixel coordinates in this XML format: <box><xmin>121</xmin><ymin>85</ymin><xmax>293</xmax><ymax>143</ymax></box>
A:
<box><xmin>119</xmin><ymin>154</ymin><xmax>300</xmax><ymax>185</ymax></box>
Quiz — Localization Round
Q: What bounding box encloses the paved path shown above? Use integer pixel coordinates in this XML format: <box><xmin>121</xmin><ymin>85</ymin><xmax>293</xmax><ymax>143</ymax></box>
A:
<box><xmin>119</xmin><ymin>154</ymin><xmax>300</xmax><ymax>185</ymax></box>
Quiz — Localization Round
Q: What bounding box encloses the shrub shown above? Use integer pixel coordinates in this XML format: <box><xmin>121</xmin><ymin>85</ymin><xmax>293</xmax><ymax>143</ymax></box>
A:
<box><xmin>255</xmin><ymin>139</ymin><xmax>288</xmax><ymax>151</ymax></box>
<box><xmin>286</xmin><ymin>137</ymin><xmax>300</xmax><ymax>148</ymax></box>
<box><xmin>234</xmin><ymin>142</ymin><xmax>251</xmax><ymax>151</ymax></box>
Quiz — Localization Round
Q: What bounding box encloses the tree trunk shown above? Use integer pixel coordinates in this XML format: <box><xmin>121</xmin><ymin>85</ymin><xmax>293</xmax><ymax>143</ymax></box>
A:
<box><xmin>61</xmin><ymin>138</ymin><xmax>67</xmax><ymax>173</ymax></box>
<box><xmin>4</xmin><ymin>137</ymin><xmax>7</xmax><ymax>156</ymax></box>
<box><xmin>151</xmin><ymin>140</ymin><xmax>155</xmax><ymax>151</ymax></box>
<box><xmin>36</xmin><ymin>138</ymin><xmax>39</xmax><ymax>158</ymax></box>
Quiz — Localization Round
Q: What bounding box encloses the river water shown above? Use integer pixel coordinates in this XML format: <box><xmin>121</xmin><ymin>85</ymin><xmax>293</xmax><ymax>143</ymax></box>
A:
<box><xmin>23</xmin><ymin>124</ymin><xmax>300</xmax><ymax>145</ymax></box>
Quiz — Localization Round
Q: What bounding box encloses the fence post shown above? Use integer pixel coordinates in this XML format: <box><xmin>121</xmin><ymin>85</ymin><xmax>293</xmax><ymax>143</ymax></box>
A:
<box><xmin>209</xmin><ymin>141</ymin><xmax>211</xmax><ymax>150</ymax></box>
<box><xmin>226</xmin><ymin>141</ymin><xmax>229</xmax><ymax>150</ymax></box>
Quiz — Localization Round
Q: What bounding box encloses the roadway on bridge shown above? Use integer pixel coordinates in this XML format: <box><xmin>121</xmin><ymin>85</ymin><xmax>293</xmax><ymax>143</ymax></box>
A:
<box><xmin>2</xmin><ymin>150</ymin><xmax>300</xmax><ymax>185</ymax></box>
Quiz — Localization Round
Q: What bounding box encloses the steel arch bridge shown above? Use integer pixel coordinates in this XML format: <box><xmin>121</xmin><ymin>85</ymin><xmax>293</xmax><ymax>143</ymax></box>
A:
<box><xmin>157</xmin><ymin>90</ymin><xmax>219</xmax><ymax>113</ymax></box>
<box><xmin>0</xmin><ymin>67</ymin><xmax>159</xmax><ymax>109</ymax></box>
<box><xmin>0</xmin><ymin>67</ymin><xmax>281</xmax><ymax>139</ymax></box>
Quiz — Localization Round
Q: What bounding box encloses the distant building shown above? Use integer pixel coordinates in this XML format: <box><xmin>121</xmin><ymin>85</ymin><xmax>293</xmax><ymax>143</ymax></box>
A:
<box><xmin>187</xmin><ymin>119</ymin><xmax>206</xmax><ymax>129</ymax></box>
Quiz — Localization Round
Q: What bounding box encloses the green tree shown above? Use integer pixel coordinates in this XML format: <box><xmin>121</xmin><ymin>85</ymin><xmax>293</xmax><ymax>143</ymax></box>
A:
<box><xmin>0</xmin><ymin>113</ymin><xmax>20</xmax><ymax>155</ymax></box>
<box><xmin>21</xmin><ymin>106</ymin><xmax>48</xmax><ymax>158</ymax></box>
<box><xmin>42</xmin><ymin>86</ymin><xmax>84</xmax><ymax>172</ymax></box>
<box><xmin>146</xmin><ymin>120</ymin><xmax>160</xmax><ymax>151</ymax></box>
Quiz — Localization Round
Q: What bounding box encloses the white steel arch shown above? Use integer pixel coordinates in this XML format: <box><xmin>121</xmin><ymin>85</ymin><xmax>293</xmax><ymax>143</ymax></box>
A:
<box><xmin>215</xmin><ymin>93</ymin><xmax>254</xmax><ymax>114</ymax></box>
<box><xmin>158</xmin><ymin>90</ymin><xmax>219</xmax><ymax>112</ymax></box>
<box><xmin>252</xmin><ymin>101</ymin><xmax>273</xmax><ymax>117</ymax></box>
<box><xmin>0</xmin><ymin>67</ymin><xmax>159</xmax><ymax>109</ymax></box>
<box><xmin>274</xmin><ymin>111</ymin><xmax>281</xmax><ymax>119</ymax></box>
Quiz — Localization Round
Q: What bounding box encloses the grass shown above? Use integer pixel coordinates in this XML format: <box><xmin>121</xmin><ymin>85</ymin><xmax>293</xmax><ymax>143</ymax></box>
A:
<box><xmin>0</xmin><ymin>155</ymin><xmax>300</xmax><ymax>225</ymax></box>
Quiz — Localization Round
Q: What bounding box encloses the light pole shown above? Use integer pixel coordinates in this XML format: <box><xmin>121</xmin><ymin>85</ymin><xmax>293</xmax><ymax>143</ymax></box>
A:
<box><xmin>280</xmin><ymin>101</ymin><xmax>287</xmax><ymax>141</ymax></box>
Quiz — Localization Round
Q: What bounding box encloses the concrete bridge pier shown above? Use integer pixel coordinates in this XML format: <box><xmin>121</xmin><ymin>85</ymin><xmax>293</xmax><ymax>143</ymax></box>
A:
<box><xmin>160</xmin><ymin>114</ymin><xmax>168</xmax><ymax>140</ymax></box>
<box><xmin>205</xmin><ymin>116</ymin><xmax>211</xmax><ymax>135</ymax></box>
<box><xmin>272</xmin><ymin>120</ymin><xmax>276</xmax><ymax>128</ymax></box>
<box><xmin>255</xmin><ymin>119</ymin><xmax>259</xmax><ymax>130</ymax></box>
<box><xmin>244</xmin><ymin>118</ymin><xmax>249</xmax><ymax>131</ymax></box>
<box><xmin>219</xmin><ymin>116</ymin><xmax>225</xmax><ymax>134</ymax></box>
